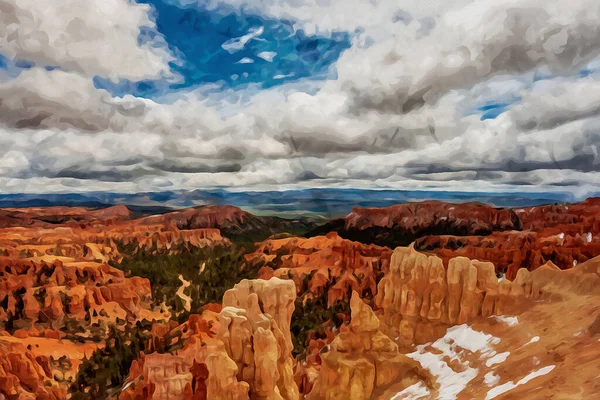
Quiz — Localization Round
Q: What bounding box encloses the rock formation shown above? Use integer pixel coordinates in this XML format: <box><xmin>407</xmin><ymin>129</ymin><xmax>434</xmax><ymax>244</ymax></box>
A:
<box><xmin>246</xmin><ymin>233</ymin><xmax>392</xmax><ymax>306</ymax></box>
<box><xmin>308</xmin><ymin>198</ymin><xmax>600</xmax><ymax>279</ymax></box>
<box><xmin>308</xmin><ymin>201</ymin><xmax>520</xmax><ymax>247</ymax></box>
<box><xmin>0</xmin><ymin>258</ymin><xmax>166</xmax><ymax>331</ymax></box>
<box><xmin>219</xmin><ymin>278</ymin><xmax>299</xmax><ymax>400</ymax></box>
<box><xmin>140</xmin><ymin>205</ymin><xmax>315</xmax><ymax>239</ymax></box>
<box><xmin>120</xmin><ymin>278</ymin><xmax>299</xmax><ymax>400</ymax></box>
<box><xmin>119</xmin><ymin>309</ymin><xmax>250</xmax><ymax>400</ymax></box>
<box><xmin>0</xmin><ymin>340</ymin><xmax>63</xmax><ymax>400</ymax></box>
<box><xmin>308</xmin><ymin>291</ymin><xmax>435</xmax><ymax>400</ymax></box>
<box><xmin>375</xmin><ymin>246</ymin><xmax>539</xmax><ymax>344</ymax></box>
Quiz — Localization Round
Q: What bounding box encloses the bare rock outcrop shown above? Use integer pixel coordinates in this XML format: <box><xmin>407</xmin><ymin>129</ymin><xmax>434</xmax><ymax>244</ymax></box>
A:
<box><xmin>120</xmin><ymin>278</ymin><xmax>299</xmax><ymax>400</ymax></box>
<box><xmin>245</xmin><ymin>233</ymin><xmax>392</xmax><ymax>306</ymax></box>
<box><xmin>308</xmin><ymin>291</ymin><xmax>435</xmax><ymax>400</ymax></box>
<box><xmin>0</xmin><ymin>341</ymin><xmax>63</xmax><ymax>400</ymax></box>
<box><xmin>375</xmin><ymin>246</ymin><xmax>537</xmax><ymax>344</ymax></box>
<box><xmin>219</xmin><ymin>278</ymin><xmax>299</xmax><ymax>400</ymax></box>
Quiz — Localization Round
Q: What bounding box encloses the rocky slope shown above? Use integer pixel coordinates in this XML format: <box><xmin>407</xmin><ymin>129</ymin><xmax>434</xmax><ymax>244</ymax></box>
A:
<box><xmin>308</xmin><ymin>198</ymin><xmax>600</xmax><ymax>279</ymax></box>
<box><xmin>308</xmin><ymin>201</ymin><xmax>521</xmax><ymax>247</ymax></box>
<box><xmin>374</xmin><ymin>247</ymin><xmax>600</xmax><ymax>399</ymax></box>
<box><xmin>140</xmin><ymin>205</ymin><xmax>316</xmax><ymax>240</ymax></box>
<box><xmin>245</xmin><ymin>233</ymin><xmax>392</xmax><ymax>306</ymax></box>
<box><xmin>119</xmin><ymin>278</ymin><xmax>299</xmax><ymax>400</ymax></box>
<box><xmin>308</xmin><ymin>291</ymin><xmax>436</xmax><ymax>400</ymax></box>
<box><xmin>1</xmin><ymin>200</ymin><xmax>599</xmax><ymax>400</ymax></box>
<box><xmin>0</xmin><ymin>205</ymin><xmax>240</xmax><ymax>399</ymax></box>
<box><xmin>0</xmin><ymin>205</ymin><xmax>134</xmax><ymax>228</ymax></box>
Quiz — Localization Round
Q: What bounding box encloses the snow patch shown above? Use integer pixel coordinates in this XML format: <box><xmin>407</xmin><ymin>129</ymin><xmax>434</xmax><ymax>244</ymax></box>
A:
<box><xmin>408</xmin><ymin>324</ymin><xmax>501</xmax><ymax>399</ymax></box>
<box><xmin>523</xmin><ymin>336</ymin><xmax>540</xmax><ymax>346</ymax></box>
<box><xmin>485</xmin><ymin>366</ymin><xmax>555</xmax><ymax>399</ymax></box>
<box><xmin>391</xmin><ymin>382</ymin><xmax>430</xmax><ymax>399</ymax></box>
<box><xmin>437</xmin><ymin>324</ymin><xmax>500</xmax><ymax>354</ymax></box>
<box><xmin>484</xmin><ymin>372</ymin><xmax>500</xmax><ymax>387</ymax></box>
<box><xmin>486</xmin><ymin>352</ymin><xmax>510</xmax><ymax>367</ymax></box>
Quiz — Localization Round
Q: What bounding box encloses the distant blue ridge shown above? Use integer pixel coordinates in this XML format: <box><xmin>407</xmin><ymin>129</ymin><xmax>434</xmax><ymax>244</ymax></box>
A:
<box><xmin>93</xmin><ymin>0</ymin><xmax>351</xmax><ymax>98</ymax></box>
<box><xmin>0</xmin><ymin>188</ymin><xmax>589</xmax><ymax>218</ymax></box>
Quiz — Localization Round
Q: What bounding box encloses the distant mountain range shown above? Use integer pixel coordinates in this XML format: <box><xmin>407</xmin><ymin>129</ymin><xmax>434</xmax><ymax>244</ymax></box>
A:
<box><xmin>0</xmin><ymin>188</ymin><xmax>592</xmax><ymax>218</ymax></box>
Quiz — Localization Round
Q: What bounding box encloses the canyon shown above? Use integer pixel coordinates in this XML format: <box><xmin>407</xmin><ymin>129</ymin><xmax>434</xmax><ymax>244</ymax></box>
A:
<box><xmin>0</xmin><ymin>199</ymin><xmax>598</xmax><ymax>399</ymax></box>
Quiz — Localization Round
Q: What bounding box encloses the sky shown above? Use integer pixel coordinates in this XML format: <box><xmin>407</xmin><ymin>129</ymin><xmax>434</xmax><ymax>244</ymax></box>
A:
<box><xmin>1</xmin><ymin>0</ymin><xmax>600</xmax><ymax>196</ymax></box>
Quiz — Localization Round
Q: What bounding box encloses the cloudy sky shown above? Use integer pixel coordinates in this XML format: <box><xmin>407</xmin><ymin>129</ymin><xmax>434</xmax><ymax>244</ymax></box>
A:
<box><xmin>1</xmin><ymin>0</ymin><xmax>600</xmax><ymax>195</ymax></box>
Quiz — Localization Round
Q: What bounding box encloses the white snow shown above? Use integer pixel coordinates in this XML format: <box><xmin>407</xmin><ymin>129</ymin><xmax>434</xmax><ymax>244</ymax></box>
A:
<box><xmin>486</xmin><ymin>352</ymin><xmax>510</xmax><ymax>367</ymax></box>
<box><xmin>484</xmin><ymin>372</ymin><xmax>500</xmax><ymax>387</ymax></box>
<box><xmin>408</xmin><ymin>349</ymin><xmax>478</xmax><ymax>399</ymax></box>
<box><xmin>408</xmin><ymin>325</ymin><xmax>501</xmax><ymax>399</ymax></box>
<box><xmin>491</xmin><ymin>315</ymin><xmax>518</xmax><ymax>327</ymax></box>
<box><xmin>391</xmin><ymin>382</ymin><xmax>430</xmax><ymax>399</ymax></box>
<box><xmin>436</xmin><ymin>324</ymin><xmax>500</xmax><ymax>354</ymax></box>
<box><xmin>523</xmin><ymin>336</ymin><xmax>540</xmax><ymax>346</ymax></box>
<box><xmin>485</xmin><ymin>366</ymin><xmax>555</xmax><ymax>399</ymax></box>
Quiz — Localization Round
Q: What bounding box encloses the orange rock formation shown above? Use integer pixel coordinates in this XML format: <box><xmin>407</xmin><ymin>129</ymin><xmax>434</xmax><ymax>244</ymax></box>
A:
<box><xmin>120</xmin><ymin>278</ymin><xmax>299</xmax><ymax>400</ymax></box>
<box><xmin>308</xmin><ymin>291</ymin><xmax>435</xmax><ymax>400</ymax></box>
<box><xmin>246</xmin><ymin>233</ymin><xmax>392</xmax><ymax>305</ymax></box>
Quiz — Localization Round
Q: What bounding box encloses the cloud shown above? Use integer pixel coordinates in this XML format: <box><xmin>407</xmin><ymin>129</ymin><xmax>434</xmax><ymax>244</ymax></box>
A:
<box><xmin>331</xmin><ymin>0</ymin><xmax>600</xmax><ymax>114</ymax></box>
<box><xmin>0</xmin><ymin>0</ymin><xmax>600</xmax><ymax>195</ymax></box>
<box><xmin>0</xmin><ymin>0</ymin><xmax>174</xmax><ymax>80</ymax></box>
<box><xmin>221</xmin><ymin>26</ymin><xmax>264</xmax><ymax>53</ymax></box>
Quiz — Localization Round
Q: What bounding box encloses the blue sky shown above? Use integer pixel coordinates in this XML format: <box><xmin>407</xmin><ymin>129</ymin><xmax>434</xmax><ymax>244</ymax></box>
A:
<box><xmin>96</xmin><ymin>0</ymin><xmax>351</xmax><ymax>98</ymax></box>
<box><xmin>0</xmin><ymin>0</ymin><xmax>600</xmax><ymax>196</ymax></box>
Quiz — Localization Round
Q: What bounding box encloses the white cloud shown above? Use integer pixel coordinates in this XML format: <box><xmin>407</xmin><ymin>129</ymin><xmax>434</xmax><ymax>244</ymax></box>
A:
<box><xmin>0</xmin><ymin>0</ymin><xmax>174</xmax><ymax>80</ymax></box>
<box><xmin>257</xmin><ymin>51</ymin><xmax>276</xmax><ymax>62</ymax></box>
<box><xmin>221</xmin><ymin>26</ymin><xmax>264</xmax><ymax>53</ymax></box>
<box><xmin>1</xmin><ymin>0</ymin><xmax>600</xmax><ymax>193</ymax></box>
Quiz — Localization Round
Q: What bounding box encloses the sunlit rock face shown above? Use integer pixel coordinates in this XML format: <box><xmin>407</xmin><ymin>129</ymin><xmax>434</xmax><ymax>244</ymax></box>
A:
<box><xmin>119</xmin><ymin>278</ymin><xmax>299</xmax><ymax>400</ymax></box>
<box><xmin>220</xmin><ymin>278</ymin><xmax>299</xmax><ymax>400</ymax></box>
<box><xmin>375</xmin><ymin>247</ymin><xmax>540</xmax><ymax>345</ymax></box>
<box><xmin>308</xmin><ymin>198</ymin><xmax>600</xmax><ymax>280</ymax></box>
<box><xmin>0</xmin><ymin>257</ymin><xmax>165</xmax><ymax>331</ymax></box>
<box><xmin>308</xmin><ymin>291</ymin><xmax>435</xmax><ymax>400</ymax></box>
